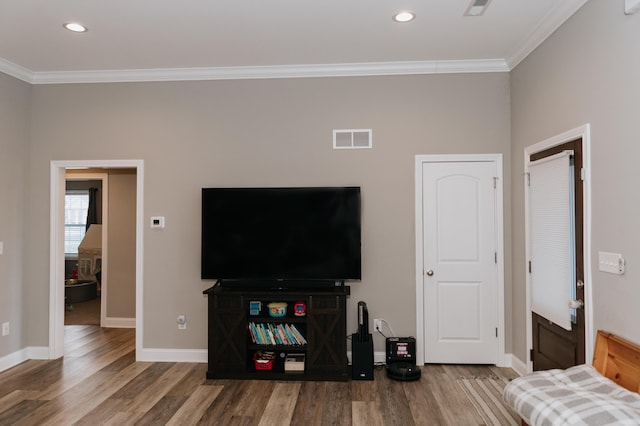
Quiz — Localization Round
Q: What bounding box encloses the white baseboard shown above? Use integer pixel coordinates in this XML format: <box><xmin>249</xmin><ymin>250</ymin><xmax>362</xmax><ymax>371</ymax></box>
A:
<box><xmin>26</xmin><ymin>346</ymin><xmax>50</xmax><ymax>360</ymax></box>
<box><xmin>102</xmin><ymin>317</ymin><xmax>136</xmax><ymax>328</ymax></box>
<box><xmin>4</xmin><ymin>345</ymin><xmax>531</xmax><ymax>374</ymax></box>
<box><xmin>507</xmin><ymin>353</ymin><xmax>528</xmax><ymax>376</ymax></box>
<box><xmin>0</xmin><ymin>348</ymin><xmax>28</xmax><ymax>373</ymax></box>
<box><xmin>3</xmin><ymin>345</ymin><xmax>206</xmax><ymax>371</ymax></box>
<box><xmin>0</xmin><ymin>346</ymin><xmax>50</xmax><ymax>373</ymax></box>
<box><xmin>137</xmin><ymin>347</ymin><xmax>207</xmax><ymax>363</ymax></box>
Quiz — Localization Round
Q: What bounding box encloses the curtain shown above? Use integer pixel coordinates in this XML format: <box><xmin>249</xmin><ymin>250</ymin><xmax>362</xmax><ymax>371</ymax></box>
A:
<box><xmin>86</xmin><ymin>187</ymin><xmax>99</xmax><ymax>230</ymax></box>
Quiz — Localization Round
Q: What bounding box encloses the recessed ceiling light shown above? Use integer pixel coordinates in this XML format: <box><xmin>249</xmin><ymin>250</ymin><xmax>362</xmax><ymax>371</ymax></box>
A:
<box><xmin>393</xmin><ymin>11</ymin><xmax>416</xmax><ymax>23</ymax></box>
<box><xmin>63</xmin><ymin>22</ymin><xmax>88</xmax><ymax>33</ymax></box>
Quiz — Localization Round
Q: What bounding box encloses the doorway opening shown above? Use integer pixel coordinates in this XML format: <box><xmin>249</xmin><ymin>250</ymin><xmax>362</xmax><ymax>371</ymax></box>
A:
<box><xmin>64</xmin><ymin>173</ymin><xmax>107</xmax><ymax>328</ymax></box>
<box><xmin>49</xmin><ymin>160</ymin><xmax>144</xmax><ymax>360</ymax></box>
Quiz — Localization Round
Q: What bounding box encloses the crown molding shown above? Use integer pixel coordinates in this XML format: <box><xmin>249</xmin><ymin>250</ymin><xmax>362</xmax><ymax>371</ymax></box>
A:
<box><xmin>506</xmin><ymin>0</ymin><xmax>589</xmax><ymax>69</ymax></box>
<box><xmin>1</xmin><ymin>59</ymin><xmax>508</xmax><ymax>85</ymax></box>
<box><xmin>0</xmin><ymin>58</ymin><xmax>34</xmax><ymax>83</ymax></box>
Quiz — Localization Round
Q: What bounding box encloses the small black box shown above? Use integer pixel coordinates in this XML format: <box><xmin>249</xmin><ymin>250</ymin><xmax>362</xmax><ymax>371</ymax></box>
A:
<box><xmin>351</xmin><ymin>334</ymin><xmax>374</xmax><ymax>380</ymax></box>
<box><xmin>386</xmin><ymin>337</ymin><xmax>416</xmax><ymax>364</ymax></box>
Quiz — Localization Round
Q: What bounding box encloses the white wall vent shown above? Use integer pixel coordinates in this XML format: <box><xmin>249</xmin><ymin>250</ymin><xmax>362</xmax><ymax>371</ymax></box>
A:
<box><xmin>333</xmin><ymin>129</ymin><xmax>372</xmax><ymax>150</ymax></box>
<box><xmin>626</xmin><ymin>0</ymin><xmax>640</xmax><ymax>15</ymax></box>
<box><xmin>464</xmin><ymin>0</ymin><xmax>492</xmax><ymax>16</ymax></box>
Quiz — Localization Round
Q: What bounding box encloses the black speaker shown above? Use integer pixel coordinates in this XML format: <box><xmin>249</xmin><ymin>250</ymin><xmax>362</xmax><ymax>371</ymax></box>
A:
<box><xmin>351</xmin><ymin>334</ymin><xmax>374</xmax><ymax>380</ymax></box>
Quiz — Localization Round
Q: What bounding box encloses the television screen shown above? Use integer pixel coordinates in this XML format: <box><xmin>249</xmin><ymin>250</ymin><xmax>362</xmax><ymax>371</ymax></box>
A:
<box><xmin>201</xmin><ymin>187</ymin><xmax>361</xmax><ymax>284</ymax></box>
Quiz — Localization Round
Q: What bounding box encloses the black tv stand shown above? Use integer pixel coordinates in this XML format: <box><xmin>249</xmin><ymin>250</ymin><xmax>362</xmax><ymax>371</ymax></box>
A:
<box><xmin>217</xmin><ymin>279</ymin><xmax>340</xmax><ymax>290</ymax></box>
<box><xmin>203</xmin><ymin>284</ymin><xmax>350</xmax><ymax>381</ymax></box>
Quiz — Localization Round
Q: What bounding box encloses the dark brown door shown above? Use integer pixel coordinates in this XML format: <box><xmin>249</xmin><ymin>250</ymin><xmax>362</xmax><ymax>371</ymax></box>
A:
<box><xmin>530</xmin><ymin>139</ymin><xmax>585</xmax><ymax>370</ymax></box>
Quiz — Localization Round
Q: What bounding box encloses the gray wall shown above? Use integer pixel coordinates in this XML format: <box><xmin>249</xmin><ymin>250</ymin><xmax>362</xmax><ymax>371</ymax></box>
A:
<box><xmin>23</xmin><ymin>73</ymin><xmax>512</xmax><ymax>352</ymax></box>
<box><xmin>0</xmin><ymin>73</ymin><xmax>31</xmax><ymax>358</ymax></box>
<box><xmin>5</xmin><ymin>0</ymin><xmax>639</xmax><ymax>366</ymax></box>
<box><xmin>106</xmin><ymin>170</ymin><xmax>136</xmax><ymax>318</ymax></box>
<box><xmin>510</xmin><ymin>0</ymin><xmax>640</xmax><ymax>361</ymax></box>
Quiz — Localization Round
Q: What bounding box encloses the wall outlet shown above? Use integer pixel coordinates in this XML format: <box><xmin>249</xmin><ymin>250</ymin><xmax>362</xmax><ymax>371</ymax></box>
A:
<box><xmin>2</xmin><ymin>322</ymin><xmax>9</xmax><ymax>336</ymax></box>
<box><xmin>374</xmin><ymin>319</ymin><xmax>383</xmax><ymax>332</ymax></box>
<box><xmin>177</xmin><ymin>315</ymin><xmax>187</xmax><ymax>330</ymax></box>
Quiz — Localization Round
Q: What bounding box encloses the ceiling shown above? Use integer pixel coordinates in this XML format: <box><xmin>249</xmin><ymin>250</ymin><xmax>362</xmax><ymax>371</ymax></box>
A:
<box><xmin>0</xmin><ymin>0</ymin><xmax>588</xmax><ymax>84</ymax></box>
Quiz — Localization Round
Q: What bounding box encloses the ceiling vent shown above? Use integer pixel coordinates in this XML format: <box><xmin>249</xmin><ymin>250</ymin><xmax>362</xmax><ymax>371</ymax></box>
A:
<box><xmin>333</xmin><ymin>129</ymin><xmax>372</xmax><ymax>150</ymax></box>
<box><xmin>464</xmin><ymin>0</ymin><xmax>492</xmax><ymax>16</ymax></box>
<box><xmin>626</xmin><ymin>0</ymin><xmax>640</xmax><ymax>15</ymax></box>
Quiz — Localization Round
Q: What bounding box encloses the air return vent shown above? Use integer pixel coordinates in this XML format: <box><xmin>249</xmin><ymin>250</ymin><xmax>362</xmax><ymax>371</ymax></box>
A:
<box><xmin>333</xmin><ymin>129</ymin><xmax>372</xmax><ymax>149</ymax></box>
<box><xmin>464</xmin><ymin>0</ymin><xmax>491</xmax><ymax>16</ymax></box>
<box><xmin>626</xmin><ymin>0</ymin><xmax>640</xmax><ymax>15</ymax></box>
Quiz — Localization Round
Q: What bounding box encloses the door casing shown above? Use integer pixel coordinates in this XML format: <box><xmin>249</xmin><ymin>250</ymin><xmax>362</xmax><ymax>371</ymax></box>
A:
<box><xmin>49</xmin><ymin>159</ymin><xmax>144</xmax><ymax>360</ymax></box>
<box><xmin>415</xmin><ymin>153</ymin><xmax>506</xmax><ymax>366</ymax></box>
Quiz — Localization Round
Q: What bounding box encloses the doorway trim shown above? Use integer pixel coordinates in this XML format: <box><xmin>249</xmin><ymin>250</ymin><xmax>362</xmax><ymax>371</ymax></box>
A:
<box><xmin>524</xmin><ymin>124</ymin><xmax>593</xmax><ymax>373</ymax></box>
<box><xmin>415</xmin><ymin>153</ymin><xmax>506</xmax><ymax>366</ymax></box>
<box><xmin>49</xmin><ymin>159</ymin><xmax>144</xmax><ymax>360</ymax></box>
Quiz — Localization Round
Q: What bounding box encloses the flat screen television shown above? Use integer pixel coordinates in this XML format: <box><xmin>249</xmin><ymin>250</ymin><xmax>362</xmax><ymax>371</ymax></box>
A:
<box><xmin>201</xmin><ymin>186</ymin><xmax>361</xmax><ymax>287</ymax></box>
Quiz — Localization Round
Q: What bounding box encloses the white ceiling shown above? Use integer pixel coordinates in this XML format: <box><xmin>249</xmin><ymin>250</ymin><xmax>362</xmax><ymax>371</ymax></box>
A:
<box><xmin>0</xmin><ymin>0</ymin><xmax>588</xmax><ymax>84</ymax></box>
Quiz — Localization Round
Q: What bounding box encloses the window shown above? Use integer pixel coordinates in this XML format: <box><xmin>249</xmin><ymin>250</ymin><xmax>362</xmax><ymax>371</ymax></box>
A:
<box><xmin>65</xmin><ymin>190</ymin><xmax>89</xmax><ymax>255</ymax></box>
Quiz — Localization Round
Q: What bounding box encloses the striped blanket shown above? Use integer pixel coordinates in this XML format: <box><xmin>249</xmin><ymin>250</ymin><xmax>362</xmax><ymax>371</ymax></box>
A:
<box><xmin>503</xmin><ymin>364</ymin><xmax>640</xmax><ymax>425</ymax></box>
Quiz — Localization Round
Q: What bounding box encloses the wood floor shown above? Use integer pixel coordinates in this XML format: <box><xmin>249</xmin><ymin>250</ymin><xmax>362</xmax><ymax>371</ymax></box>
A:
<box><xmin>0</xmin><ymin>326</ymin><xmax>518</xmax><ymax>425</ymax></box>
<box><xmin>65</xmin><ymin>297</ymin><xmax>101</xmax><ymax>326</ymax></box>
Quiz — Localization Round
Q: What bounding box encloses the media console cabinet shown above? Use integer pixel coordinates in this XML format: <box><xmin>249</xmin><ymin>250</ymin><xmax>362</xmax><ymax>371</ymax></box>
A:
<box><xmin>203</xmin><ymin>284</ymin><xmax>350</xmax><ymax>381</ymax></box>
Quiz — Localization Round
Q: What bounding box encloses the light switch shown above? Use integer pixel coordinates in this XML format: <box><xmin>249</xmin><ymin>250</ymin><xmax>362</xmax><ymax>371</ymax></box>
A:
<box><xmin>0</xmin><ymin>241</ymin><xmax>3</xmax><ymax>255</ymax></box>
<box><xmin>598</xmin><ymin>251</ymin><xmax>625</xmax><ymax>275</ymax></box>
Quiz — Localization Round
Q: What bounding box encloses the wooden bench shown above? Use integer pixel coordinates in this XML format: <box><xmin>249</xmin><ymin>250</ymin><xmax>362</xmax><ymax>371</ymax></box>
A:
<box><xmin>503</xmin><ymin>330</ymin><xmax>640</xmax><ymax>425</ymax></box>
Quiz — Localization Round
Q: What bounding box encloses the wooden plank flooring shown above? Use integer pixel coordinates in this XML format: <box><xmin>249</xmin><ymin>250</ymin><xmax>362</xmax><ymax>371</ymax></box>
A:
<box><xmin>0</xmin><ymin>326</ymin><xmax>518</xmax><ymax>425</ymax></box>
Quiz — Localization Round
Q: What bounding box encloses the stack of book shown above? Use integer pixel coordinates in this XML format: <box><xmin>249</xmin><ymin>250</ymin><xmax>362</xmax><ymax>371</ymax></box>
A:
<box><xmin>248</xmin><ymin>322</ymin><xmax>308</xmax><ymax>345</ymax></box>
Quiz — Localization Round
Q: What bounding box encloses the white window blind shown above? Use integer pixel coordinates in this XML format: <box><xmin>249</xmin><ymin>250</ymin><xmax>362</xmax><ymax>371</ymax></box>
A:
<box><xmin>65</xmin><ymin>191</ymin><xmax>89</xmax><ymax>254</ymax></box>
<box><xmin>529</xmin><ymin>151</ymin><xmax>575</xmax><ymax>331</ymax></box>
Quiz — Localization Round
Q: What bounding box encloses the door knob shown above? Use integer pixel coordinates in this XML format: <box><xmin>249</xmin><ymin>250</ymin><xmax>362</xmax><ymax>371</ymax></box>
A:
<box><xmin>569</xmin><ymin>299</ymin><xmax>584</xmax><ymax>309</ymax></box>
<box><xmin>426</xmin><ymin>269</ymin><xmax>434</xmax><ymax>276</ymax></box>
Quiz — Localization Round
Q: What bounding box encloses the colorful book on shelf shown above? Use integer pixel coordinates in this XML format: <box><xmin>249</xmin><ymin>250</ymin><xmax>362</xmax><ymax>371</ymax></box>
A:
<box><xmin>269</xmin><ymin>324</ymin><xmax>281</xmax><ymax>345</ymax></box>
<box><xmin>249</xmin><ymin>322</ymin><xmax>262</xmax><ymax>344</ymax></box>
<box><xmin>265</xmin><ymin>325</ymin><xmax>276</xmax><ymax>345</ymax></box>
<box><xmin>278</xmin><ymin>324</ymin><xmax>297</xmax><ymax>345</ymax></box>
<box><xmin>289</xmin><ymin>324</ymin><xmax>307</xmax><ymax>344</ymax></box>
<box><xmin>284</xmin><ymin>324</ymin><xmax>299</xmax><ymax>345</ymax></box>
<box><xmin>249</xmin><ymin>322</ymin><xmax>307</xmax><ymax>345</ymax></box>
<box><xmin>248</xmin><ymin>323</ymin><xmax>257</xmax><ymax>344</ymax></box>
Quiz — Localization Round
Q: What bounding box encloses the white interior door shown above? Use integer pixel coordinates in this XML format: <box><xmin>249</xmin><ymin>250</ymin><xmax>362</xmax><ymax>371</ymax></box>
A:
<box><xmin>422</xmin><ymin>160</ymin><xmax>498</xmax><ymax>364</ymax></box>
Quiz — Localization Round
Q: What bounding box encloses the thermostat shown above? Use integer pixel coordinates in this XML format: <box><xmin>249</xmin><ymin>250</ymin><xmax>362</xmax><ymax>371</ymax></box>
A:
<box><xmin>150</xmin><ymin>216</ymin><xmax>165</xmax><ymax>229</ymax></box>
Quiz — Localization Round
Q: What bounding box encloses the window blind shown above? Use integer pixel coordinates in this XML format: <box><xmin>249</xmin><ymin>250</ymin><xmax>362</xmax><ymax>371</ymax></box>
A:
<box><xmin>529</xmin><ymin>151</ymin><xmax>575</xmax><ymax>331</ymax></box>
